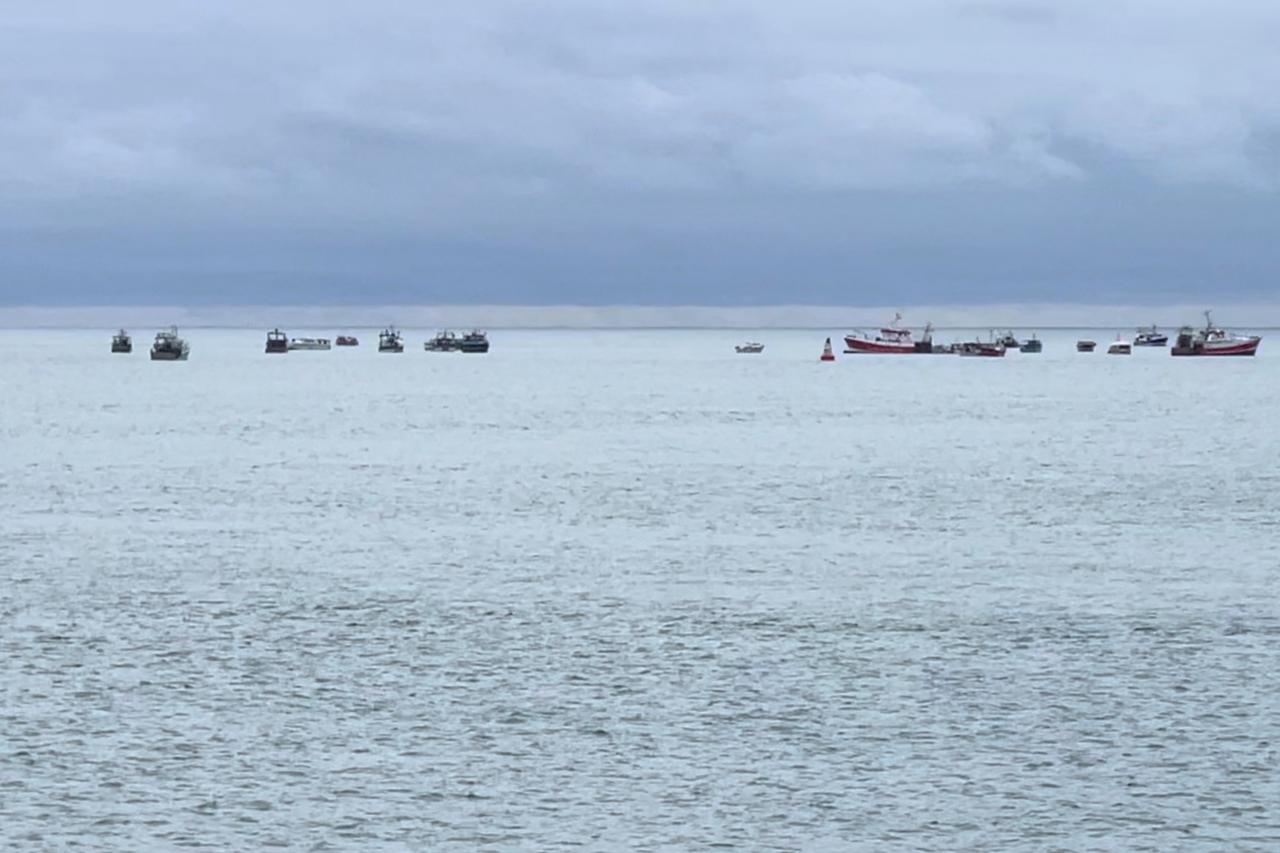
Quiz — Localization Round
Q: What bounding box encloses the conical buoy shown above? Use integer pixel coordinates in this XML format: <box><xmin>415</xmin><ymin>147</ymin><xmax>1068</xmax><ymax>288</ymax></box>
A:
<box><xmin>820</xmin><ymin>337</ymin><xmax>835</xmax><ymax>361</ymax></box>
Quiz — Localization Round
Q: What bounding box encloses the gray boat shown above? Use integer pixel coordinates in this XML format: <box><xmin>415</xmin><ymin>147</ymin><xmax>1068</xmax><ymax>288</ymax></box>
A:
<box><xmin>150</xmin><ymin>327</ymin><xmax>190</xmax><ymax>361</ymax></box>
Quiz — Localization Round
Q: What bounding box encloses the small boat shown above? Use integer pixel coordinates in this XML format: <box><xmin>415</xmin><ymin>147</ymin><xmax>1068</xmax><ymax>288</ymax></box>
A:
<box><xmin>958</xmin><ymin>341</ymin><xmax>1005</xmax><ymax>357</ymax></box>
<box><xmin>378</xmin><ymin>327</ymin><xmax>404</xmax><ymax>353</ymax></box>
<box><xmin>111</xmin><ymin>330</ymin><xmax>132</xmax><ymax>353</ymax></box>
<box><xmin>288</xmin><ymin>337</ymin><xmax>331</xmax><ymax>351</ymax></box>
<box><xmin>820</xmin><ymin>338</ymin><xmax>835</xmax><ymax>361</ymax></box>
<box><xmin>424</xmin><ymin>330</ymin><xmax>461</xmax><ymax>352</ymax></box>
<box><xmin>150</xmin><ymin>326</ymin><xmax>190</xmax><ymax>361</ymax></box>
<box><xmin>735</xmin><ymin>342</ymin><xmax>765</xmax><ymax>354</ymax></box>
<box><xmin>335</xmin><ymin>336</ymin><xmax>359</xmax><ymax>347</ymax></box>
<box><xmin>459</xmin><ymin>330</ymin><xmax>490</xmax><ymax>353</ymax></box>
<box><xmin>1171</xmin><ymin>311</ymin><xmax>1261</xmax><ymax>357</ymax></box>
<box><xmin>1076</xmin><ymin>340</ymin><xmax>1097</xmax><ymax>352</ymax></box>
<box><xmin>1133</xmin><ymin>325</ymin><xmax>1168</xmax><ymax>347</ymax></box>
<box><xmin>1108</xmin><ymin>336</ymin><xmax>1131</xmax><ymax>355</ymax></box>
<box><xmin>844</xmin><ymin>313</ymin><xmax>936</xmax><ymax>354</ymax></box>
<box><xmin>1019</xmin><ymin>335</ymin><xmax>1042</xmax><ymax>353</ymax></box>
<box><xmin>265</xmin><ymin>328</ymin><xmax>289</xmax><ymax>353</ymax></box>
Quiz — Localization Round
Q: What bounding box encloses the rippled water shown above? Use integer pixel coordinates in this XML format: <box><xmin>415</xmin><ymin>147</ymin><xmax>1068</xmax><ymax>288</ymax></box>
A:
<box><xmin>3</xmin><ymin>328</ymin><xmax>1279</xmax><ymax>850</ymax></box>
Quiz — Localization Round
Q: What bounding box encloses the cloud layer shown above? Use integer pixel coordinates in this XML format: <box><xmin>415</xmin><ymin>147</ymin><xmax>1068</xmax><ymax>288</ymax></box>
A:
<box><xmin>3</xmin><ymin>0</ymin><xmax>1280</xmax><ymax>304</ymax></box>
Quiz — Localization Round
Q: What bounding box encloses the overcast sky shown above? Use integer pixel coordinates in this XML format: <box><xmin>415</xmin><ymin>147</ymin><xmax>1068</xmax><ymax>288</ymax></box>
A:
<box><xmin>3</xmin><ymin>0</ymin><xmax>1280</xmax><ymax>307</ymax></box>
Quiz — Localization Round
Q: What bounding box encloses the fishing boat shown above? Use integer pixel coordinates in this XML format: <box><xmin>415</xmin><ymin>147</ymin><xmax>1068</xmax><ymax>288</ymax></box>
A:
<box><xmin>150</xmin><ymin>326</ymin><xmax>190</xmax><ymax>361</ymax></box>
<box><xmin>424</xmin><ymin>330</ymin><xmax>461</xmax><ymax>352</ymax></box>
<box><xmin>996</xmin><ymin>331</ymin><xmax>1021</xmax><ymax>349</ymax></box>
<box><xmin>459</xmin><ymin>330</ymin><xmax>490</xmax><ymax>353</ymax></box>
<box><xmin>1019</xmin><ymin>335</ymin><xmax>1042</xmax><ymax>353</ymax></box>
<box><xmin>288</xmin><ymin>337</ymin><xmax>331</xmax><ymax>351</ymax></box>
<box><xmin>378</xmin><ymin>327</ymin><xmax>404</xmax><ymax>353</ymax></box>
<box><xmin>1108</xmin><ymin>336</ymin><xmax>1132</xmax><ymax>355</ymax></box>
<box><xmin>1170</xmin><ymin>311</ymin><xmax>1261</xmax><ymax>357</ymax></box>
<box><xmin>1133</xmin><ymin>325</ymin><xmax>1168</xmax><ymax>347</ymax></box>
<box><xmin>735</xmin><ymin>342</ymin><xmax>765</xmax><ymax>354</ymax></box>
<box><xmin>844</xmin><ymin>314</ymin><xmax>935</xmax><ymax>354</ymax></box>
<box><xmin>265</xmin><ymin>328</ymin><xmax>288</xmax><ymax>353</ymax></box>
<box><xmin>335</xmin><ymin>335</ymin><xmax>359</xmax><ymax>347</ymax></box>
<box><xmin>1077</xmin><ymin>340</ymin><xmax>1097</xmax><ymax>352</ymax></box>
<box><xmin>111</xmin><ymin>330</ymin><xmax>132</xmax><ymax>353</ymax></box>
<box><xmin>958</xmin><ymin>341</ymin><xmax>1005</xmax><ymax>357</ymax></box>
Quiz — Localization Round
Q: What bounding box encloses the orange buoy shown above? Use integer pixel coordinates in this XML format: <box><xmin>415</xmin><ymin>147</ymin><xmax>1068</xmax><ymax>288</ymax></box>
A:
<box><xmin>820</xmin><ymin>337</ymin><xmax>835</xmax><ymax>361</ymax></box>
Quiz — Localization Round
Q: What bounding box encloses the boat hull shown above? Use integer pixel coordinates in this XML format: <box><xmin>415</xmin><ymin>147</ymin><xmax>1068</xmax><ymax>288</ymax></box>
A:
<box><xmin>111</xmin><ymin>344</ymin><xmax>132</xmax><ymax>353</ymax></box>
<box><xmin>843</xmin><ymin>336</ymin><xmax>920</xmax><ymax>354</ymax></box>
<box><xmin>150</xmin><ymin>350</ymin><xmax>188</xmax><ymax>361</ymax></box>
<box><xmin>958</xmin><ymin>344</ymin><xmax>1005</xmax><ymax>357</ymax></box>
<box><xmin>1172</xmin><ymin>338</ymin><xmax>1260</xmax><ymax>356</ymax></box>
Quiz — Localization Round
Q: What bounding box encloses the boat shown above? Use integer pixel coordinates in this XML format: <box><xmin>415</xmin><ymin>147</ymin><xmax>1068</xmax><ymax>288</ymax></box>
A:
<box><xmin>424</xmin><ymin>330</ymin><xmax>461</xmax><ymax>352</ymax></box>
<box><xmin>820</xmin><ymin>338</ymin><xmax>835</xmax><ymax>361</ymax></box>
<box><xmin>735</xmin><ymin>342</ymin><xmax>765</xmax><ymax>354</ymax></box>
<box><xmin>111</xmin><ymin>330</ymin><xmax>132</xmax><ymax>353</ymax></box>
<box><xmin>378</xmin><ymin>327</ymin><xmax>404</xmax><ymax>353</ymax></box>
<box><xmin>844</xmin><ymin>313</ymin><xmax>936</xmax><ymax>354</ymax></box>
<box><xmin>459</xmin><ymin>330</ymin><xmax>490</xmax><ymax>353</ymax></box>
<box><xmin>1108</xmin><ymin>336</ymin><xmax>1131</xmax><ymax>355</ymax></box>
<box><xmin>1019</xmin><ymin>335</ymin><xmax>1042</xmax><ymax>353</ymax></box>
<box><xmin>1077</xmin><ymin>340</ymin><xmax>1097</xmax><ymax>352</ymax></box>
<box><xmin>336</xmin><ymin>336</ymin><xmax>359</xmax><ymax>347</ymax></box>
<box><xmin>288</xmin><ymin>337</ymin><xmax>331</xmax><ymax>351</ymax></box>
<box><xmin>265</xmin><ymin>328</ymin><xmax>288</xmax><ymax>354</ymax></box>
<box><xmin>1171</xmin><ymin>311</ymin><xmax>1261</xmax><ymax>357</ymax></box>
<box><xmin>1133</xmin><ymin>325</ymin><xmax>1168</xmax><ymax>347</ymax></box>
<box><xmin>958</xmin><ymin>341</ymin><xmax>1005</xmax><ymax>357</ymax></box>
<box><xmin>150</xmin><ymin>326</ymin><xmax>190</xmax><ymax>361</ymax></box>
<box><xmin>997</xmin><ymin>331</ymin><xmax>1021</xmax><ymax>349</ymax></box>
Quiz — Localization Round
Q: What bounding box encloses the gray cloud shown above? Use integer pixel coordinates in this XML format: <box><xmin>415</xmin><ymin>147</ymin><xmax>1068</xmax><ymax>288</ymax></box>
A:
<box><xmin>2</xmin><ymin>0</ymin><xmax>1280</xmax><ymax>304</ymax></box>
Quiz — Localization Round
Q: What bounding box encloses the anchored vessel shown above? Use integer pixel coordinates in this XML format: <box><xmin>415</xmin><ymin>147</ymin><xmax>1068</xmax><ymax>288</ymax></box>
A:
<box><xmin>844</xmin><ymin>314</ymin><xmax>936</xmax><ymax>354</ymax></box>
<box><xmin>111</xmin><ymin>330</ymin><xmax>132</xmax><ymax>353</ymax></box>
<box><xmin>265</xmin><ymin>328</ymin><xmax>289</xmax><ymax>353</ymax></box>
<box><xmin>958</xmin><ymin>340</ymin><xmax>1005</xmax><ymax>357</ymax></box>
<box><xmin>996</xmin><ymin>331</ymin><xmax>1021</xmax><ymax>349</ymax></box>
<box><xmin>459</xmin><ymin>330</ymin><xmax>490</xmax><ymax>353</ymax></box>
<box><xmin>1077</xmin><ymin>340</ymin><xmax>1097</xmax><ymax>352</ymax></box>
<box><xmin>288</xmin><ymin>337</ymin><xmax>331</xmax><ymax>351</ymax></box>
<box><xmin>378</xmin><ymin>327</ymin><xmax>404</xmax><ymax>353</ymax></box>
<box><xmin>1019</xmin><ymin>335</ymin><xmax>1043</xmax><ymax>353</ymax></box>
<box><xmin>1133</xmin><ymin>325</ymin><xmax>1168</xmax><ymax>347</ymax></box>
<box><xmin>1108</xmin><ymin>336</ymin><xmax>1132</xmax><ymax>355</ymax></box>
<box><xmin>735</xmin><ymin>342</ymin><xmax>765</xmax><ymax>354</ymax></box>
<box><xmin>336</xmin><ymin>335</ymin><xmax>359</xmax><ymax>347</ymax></box>
<box><xmin>1171</xmin><ymin>312</ymin><xmax>1261</xmax><ymax>357</ymax></box>
<box><xmin>150</xmin><ymin>327</ymin><xmax>190</xmax><ymax>361</ymax></box>
<box><xmin>424</xmin><ymin>331</ymin><xmax>461</xmax><ymax>352</ymax></box>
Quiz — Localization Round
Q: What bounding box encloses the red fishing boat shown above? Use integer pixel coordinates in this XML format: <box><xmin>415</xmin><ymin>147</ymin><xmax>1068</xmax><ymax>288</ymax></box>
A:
<box><xmin>844</xmin><ymin>314</ymin><xmax>935</xmax><ymax>354</ymax></box>
<box><xmin>1171</xmin><ymin>311</ymin><xmax>1260</xmax><ymax>356</ymax></box>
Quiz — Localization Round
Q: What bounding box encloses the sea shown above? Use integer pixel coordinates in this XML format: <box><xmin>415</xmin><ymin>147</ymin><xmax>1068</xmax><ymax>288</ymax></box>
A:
<box><xmin>3</xmin><ymin>327</ymin><xmax>1279</xmax><ymax>850</ymax></box>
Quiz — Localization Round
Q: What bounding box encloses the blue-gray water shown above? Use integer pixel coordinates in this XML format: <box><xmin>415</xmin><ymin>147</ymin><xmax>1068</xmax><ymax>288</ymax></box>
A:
<box><xmin>3</xmin><ymin>329</ymin><xmax>1279</xmax><ymax>850</ymax></box>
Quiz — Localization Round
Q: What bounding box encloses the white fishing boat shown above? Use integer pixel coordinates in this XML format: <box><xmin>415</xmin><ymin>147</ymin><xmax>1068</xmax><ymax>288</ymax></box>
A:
<box><xmin>288</xmin><ymin>337</ymin><xmax>331</xmax><ymax>351</ymax></box>
<box><xmin>378</xmin><ymin>327</ymin><xmax>404</xmax><ymax>353</ymax></box>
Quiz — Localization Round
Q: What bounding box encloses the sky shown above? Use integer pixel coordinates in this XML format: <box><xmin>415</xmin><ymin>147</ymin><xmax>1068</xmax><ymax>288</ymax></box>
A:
<box><xmin>3</xmin><ymin>0</ymin><xmax>1280</xmax><ymax>309</ymax></box>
